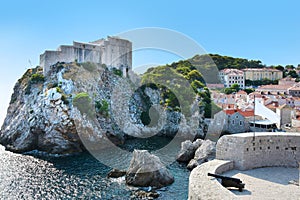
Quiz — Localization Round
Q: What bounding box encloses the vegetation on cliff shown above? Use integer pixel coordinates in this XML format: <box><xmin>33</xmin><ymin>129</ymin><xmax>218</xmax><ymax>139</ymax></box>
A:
<box><xmin>141</xmin><ymin>60</ymin><xmax>215</xmax><ymax>118</ymax></box>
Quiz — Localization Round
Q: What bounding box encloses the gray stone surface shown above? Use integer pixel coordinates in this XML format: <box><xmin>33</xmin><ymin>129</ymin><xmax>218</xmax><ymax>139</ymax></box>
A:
<box><xmin>187</xmin><ymin>139</ymin><xmax>216</xmax><ymax>170</ymax></box>
<box><xmin>223</xmin><ymin>167</ymin><xmax>300</xmax><ymax>200</ymax></box>
<box><xmin>176</xmin><ymin>139</ymin><xmax>203</xmax><ymax>163</ymax></box>
<box><xmin>126</xmin><ymin>150</ymin><xmax>174</xmax><ymax>188</ymax></box>
<box><xmin>41</xmin><ymin>36</ymin><xmax>132</xmax><ymax>76</ymax></box>
<box><xmin>216</xmin><ymin>132</ymin><xmax>300</xmax><ymax>170</ymax></box>
<box><xmin>188</xmin><ymin>159</ymin><xmax>235</xmax><ymax>200</ymax></box>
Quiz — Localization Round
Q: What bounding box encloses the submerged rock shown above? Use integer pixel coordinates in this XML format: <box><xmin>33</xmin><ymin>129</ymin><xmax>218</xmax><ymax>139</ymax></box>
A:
<box><xmin>107</xmin><ymin>168</ymin><xmax>127</xmax><ymax>178</ymax></box>
<box><xmin>126</xmin><ymin>150</ymin><xmax>174</xmax><ymax>188</ymax></box>
<box><xmin>131</xmin><ymin>190</ymin><xmax>159</xmax><ymax>199</ymax></box>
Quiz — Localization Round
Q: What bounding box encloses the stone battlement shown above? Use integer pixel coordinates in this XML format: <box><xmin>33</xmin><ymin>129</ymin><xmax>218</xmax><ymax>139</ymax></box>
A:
<box><xmin>40</xmin><ymin>36</ymin><xmax>132</xmax><ymax>76</ymax></box>
<box><xmin>216</xmin><ymin>132</ymin><xmax>300</xmax><ymax>170</ymax></box>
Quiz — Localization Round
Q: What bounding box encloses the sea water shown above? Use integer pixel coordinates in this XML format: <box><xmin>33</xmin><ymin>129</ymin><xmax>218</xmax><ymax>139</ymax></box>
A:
<box><xmin>0</xmin><ymin>137</ymin><xmax>189</xmax><ymax>200</ymax></box>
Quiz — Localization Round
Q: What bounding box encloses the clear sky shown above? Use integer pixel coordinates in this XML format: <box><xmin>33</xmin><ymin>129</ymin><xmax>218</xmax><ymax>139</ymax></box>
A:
<box><xmin>0</xmin><ymin>0</ymin><xmax>299</xmax><ymax>125</ymax></box>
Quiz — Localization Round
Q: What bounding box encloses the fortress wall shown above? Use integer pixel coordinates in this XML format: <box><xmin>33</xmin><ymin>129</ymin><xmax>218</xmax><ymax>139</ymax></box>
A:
<box><xmin>216</xmin><ymin>132</ymin><xmax>300</xmax><ymax>170</ymax></box>
<box><xmin>189</xmin><ymin>160</ymin><xmax>235</xmax><ymax>200</ymax></box>
<box><xmin>101</xmin><ymin>37</ymin><xmax>132</xmax><ymax>70</ymax></box>
<box><xmin>40</xmin><ymin>37</ymin><xmax>132</xmax><ymax>77</ymax></box>
<box><xmin>41</xmin><ymin>51</ymin><xmax>61</xmax><ymax>75</ymax></box>
<box><xmin>59</xmin><ymin>46</ymin><xmax>76</xmax><ymax>63</ymax></box>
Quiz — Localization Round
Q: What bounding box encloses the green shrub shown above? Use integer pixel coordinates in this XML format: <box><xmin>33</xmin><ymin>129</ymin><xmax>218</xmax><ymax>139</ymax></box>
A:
<box><xmin>30</xmin><ymin>74</ymin><xmax>45</xmax><ymax>83</ymax></box>
<box><xmin>95</xmin><ymin>99</ymin><xmax>109</xmax><ymax>117</ymax></box>
<box><xmin>73</xmin><ymin>93</ymin><xmax>93</xmax><ymax>117</ymax></box>
<box><xmin>61</xmin><ymin>94</ymin><xmax>69</xmax><ymax>105</ymax></box>
<box><xmin>112</xmin><ymin>68</ymin><xmax>123</xmax><ymax>77</ymax></box>
<box><xmin>56</xmin><ymin>87</ymin><xmax>62</xmax><ymax>93</ymax></box>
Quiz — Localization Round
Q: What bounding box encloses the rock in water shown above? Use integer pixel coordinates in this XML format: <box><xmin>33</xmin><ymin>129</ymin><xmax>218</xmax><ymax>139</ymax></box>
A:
<box><xmin>126</xmin><ymin>150</ymin><xmax>174</xmax><ymax>188</ymax></box>
<box><xmin>107</xmin><ymin>168</ymin><xmax>126</xmax><ymax>178</ymax></box>
<box><xmin>176</xmin><ymin>139</ymin><xmax>203</xmax><ymax>163</ymax></box>
<box><xmin>131</xmin><ymin>190</ymin><xmax>159</xmax><ymax>199</ymax></box>
<box><xmin>187</xmin><ymin>139</ymin><xmax>216</xmax><ymax>170</ymax></box>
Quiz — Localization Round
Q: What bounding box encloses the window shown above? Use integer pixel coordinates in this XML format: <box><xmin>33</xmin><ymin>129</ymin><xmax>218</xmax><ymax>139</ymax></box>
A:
<box><xmin>239</xmin><ymin>121</ymin><xmax>243</xmax><ymax>125</ymax></box>
<box><xmin>232</xmin><ymin>120</ymin><xmax>235</xmax><ymax>124</ymax></box>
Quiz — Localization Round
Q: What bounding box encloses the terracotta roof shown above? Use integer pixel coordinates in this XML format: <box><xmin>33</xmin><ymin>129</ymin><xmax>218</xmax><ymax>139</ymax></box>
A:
<box><xmin>242</xmin><ymin>68</ymin><xmax>281</xmax><ymax>72</ymax></box>
<box><xmin>223</xmin><ymin>109</ymin><xmax>254</xmax><ymax>117</ymax></box>
<box><xmin>288</xmin><ymin>84</ymin><xmax>300</xmax><ymax>91</ymax></box>
<box><xmin>280</xmin><ymin>76</ymin><xmax>296</xmax><ymax>81</ymax></box>
<box><xmin>257</xmin><ymin>84</ymin><xmax>291</xmax><ymax>90</ymax></box>
<box><xmin>207</xmin><ymin>84</ymin><xmax>224</xmax><ymax>89</ymax></box>
<box><xmin>237</xmin><ymin>90</ymin><xmax>247</xmax><ymax>95</ymax></box>
<box><xmin>239</xmin><ymin>110</ymin><xmax>255</xmax><ymax>117</ymax></box>
<box><xmin>249</xmin><ymin>92</ymin><xmax>262</xmax><ymax>98</ymax></box>
<box><xmin>221</xmin><ymin>68</ymin><xmax>244</xmax><ymax>75</ymax></box>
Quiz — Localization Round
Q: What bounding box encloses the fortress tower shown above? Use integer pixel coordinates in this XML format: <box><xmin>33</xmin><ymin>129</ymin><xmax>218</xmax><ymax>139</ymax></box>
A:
<box><xmin>40</xmin><ymin>36</ymin><xmax>132</xmax><ymax>77</ymax></box>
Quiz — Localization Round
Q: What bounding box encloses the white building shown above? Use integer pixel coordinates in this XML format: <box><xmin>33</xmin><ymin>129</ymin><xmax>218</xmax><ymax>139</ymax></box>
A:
<box><xmin>219</xmin><ymin>68</ymin><xmax>245</xmax><ymax>89</ymax></box>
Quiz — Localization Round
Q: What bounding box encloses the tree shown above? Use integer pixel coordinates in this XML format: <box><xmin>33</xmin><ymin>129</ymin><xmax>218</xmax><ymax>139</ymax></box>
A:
<box><xmin>244</xmin><ymin>88</ymin><xmax>255</xmax><ymax>94</ymax></box>
<box><xmin>287</xmin><ymin>70</ymin><xmax>299</xmax><ymax>78</ymax></box>
<box><xmin>231</xmin><ymin>83</ymin><xmax>240</xmax><ymax>91</ymax></box>
<box><xmin>223</xmin><ymin>83</ymin><xmax>240</xmax><ymax>94</ymax></box>
<box><xmin>274</xmin><ymin>65</ymin><xmax>284</xmax><ymax>71</ymax></box>
<box><xmin>286</xmin><ymin>65</ymin><xmax>295</xmax><ymax>70</ymax></box>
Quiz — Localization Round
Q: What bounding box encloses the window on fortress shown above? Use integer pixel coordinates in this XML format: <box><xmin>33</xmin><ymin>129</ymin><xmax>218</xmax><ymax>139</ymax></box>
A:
<box><xmin>232</xmin><ymin>120</ymin><xmax>235</xmax><ymax>124</ymax></box>
<box><xmin>239</xmin><ymin>121</ymin><xmax>242</xmax><ymax>125</ymax></box>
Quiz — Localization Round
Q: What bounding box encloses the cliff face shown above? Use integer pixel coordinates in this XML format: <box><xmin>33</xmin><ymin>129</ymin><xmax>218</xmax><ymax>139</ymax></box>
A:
<box><xmin>0</xmin><ymin>62</ymin><xmax>206</xmax><ymax>154</ymax></box>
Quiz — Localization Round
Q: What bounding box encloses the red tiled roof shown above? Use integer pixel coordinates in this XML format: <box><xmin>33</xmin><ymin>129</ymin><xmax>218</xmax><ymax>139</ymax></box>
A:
<box><xmin>223</xmin><ymin>109</ymin><xmax>254</xmax><ymax>117</ymax></box>
<box><xmin>207</xmin><ymin>84</ymin><xmax>224</xmax><ymax>89</ymax></box>
<box><xmin>237</xmin><ymin>90</ymin><xmax>247</xmax><ymax>95</ymax></box>
<box><xmin>257</xmin><ymin>84</ymin><xmax>291</xmax><ymax>90</ymax></box>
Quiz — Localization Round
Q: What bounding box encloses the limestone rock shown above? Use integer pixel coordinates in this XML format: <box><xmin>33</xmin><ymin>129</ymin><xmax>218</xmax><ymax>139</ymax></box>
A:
<box><xmin>194</xmin><ymin>139</ymin><xmax>216</xmax><ymax>161</ymax></box>
<box><xmin>126</xmin><ymin>150</ymin><xmax>174</xmax><ymax>188</ymax></box>
<box><xmin>0</xmin><ymin>61</ymin><xmax>208</xmax><ymax>154</ymax></box>
<box><xmin>176</xmin><ymin>139</ymin><xmax>203</xmax><ymax>163</ymax></box>
<box><xmin>187</xmin><ymin>139</ymin><xmax>216</xmax><ymax>170</ymax></box>
<box><xmin>47</xmin><ymin>88</ymin><xmax>62</xmax><ymax>101</ymax></box>
<box><xmin>187</xmin><ymin>159</ymin><xmax>199</xmax><ymax>170</ymax></box>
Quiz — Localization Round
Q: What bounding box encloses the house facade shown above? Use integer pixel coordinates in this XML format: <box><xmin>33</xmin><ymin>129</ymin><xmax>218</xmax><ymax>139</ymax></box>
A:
<box><xmin>242</xmin><ymin>68</ymin><xmax>283</xmax><ymax>81</ymax></box>
<box><xmin>219</xmin><ymin>68</ymin><xmax>245</xmax><ymax>89</ymax></box>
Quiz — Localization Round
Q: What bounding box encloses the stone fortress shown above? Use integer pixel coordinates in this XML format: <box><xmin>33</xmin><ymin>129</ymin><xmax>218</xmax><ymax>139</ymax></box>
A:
<box><xmin>40</xmin><ymin>36</ymin><xmax>132</xmax><ymax>76</ymax></box>
<box><xmin>189</xmin><ymin>132</ymin><xmax>300</xmax><ymax>199</ymax></box>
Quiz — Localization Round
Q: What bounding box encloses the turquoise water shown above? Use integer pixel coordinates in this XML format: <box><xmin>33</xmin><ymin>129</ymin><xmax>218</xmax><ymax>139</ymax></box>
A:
<box><xmin>0</xmin><ymin>138</ymin><xmax>190</xmax><ymax>199</ymax></box>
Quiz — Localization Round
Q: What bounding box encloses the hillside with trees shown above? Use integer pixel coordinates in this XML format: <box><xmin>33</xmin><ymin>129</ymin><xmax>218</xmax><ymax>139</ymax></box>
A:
<box><xmin>142</xmin><ymin>60</ymin><xmax>220</xmax><ymax>118</ymax></box>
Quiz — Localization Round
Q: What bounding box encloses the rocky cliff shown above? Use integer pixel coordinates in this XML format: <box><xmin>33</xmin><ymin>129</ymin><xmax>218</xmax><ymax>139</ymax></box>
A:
<box><xmin>0</xmin><ymin>61</ymin><xmax>207</xmax><ymax>154</ymax></box>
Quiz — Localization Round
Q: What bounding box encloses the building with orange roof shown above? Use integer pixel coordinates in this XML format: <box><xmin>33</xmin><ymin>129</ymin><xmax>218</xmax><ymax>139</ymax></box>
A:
<box><xmin>208</xmin><ymin>108</ymin><xmax>254</xmax><ymax>135</ymax></box>
<box><xmin>219</xmin><ymin>68</ymin><xmax>245</xmax><ymax>89</ymax></box>
<box><xmin>288</xmin><ymin>83</ymin><xmax>300</xmax><ymax>97</ymax></box>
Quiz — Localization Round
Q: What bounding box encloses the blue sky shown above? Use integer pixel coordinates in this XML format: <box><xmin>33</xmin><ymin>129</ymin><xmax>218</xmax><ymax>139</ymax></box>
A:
<box><xmin>0</xmin><ymin>0</ymin><xmax>299</xmax><ymax>125</ymax></box>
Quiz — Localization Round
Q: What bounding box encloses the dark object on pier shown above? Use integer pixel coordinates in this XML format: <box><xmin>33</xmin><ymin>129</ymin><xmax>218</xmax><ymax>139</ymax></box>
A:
<box><xmin>208</xmin><ymin>173</ymin><xmax>245</xmax><ymax>192</ymax></box>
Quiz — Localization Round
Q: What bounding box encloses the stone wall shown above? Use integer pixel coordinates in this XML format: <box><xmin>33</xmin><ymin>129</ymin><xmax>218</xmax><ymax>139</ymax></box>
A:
<box><xmin>216</xmin><ymin>132</ymin><xmax>300</xmax><ymax>170</ymax></box>
<box><xmin>189</xmin><ymin>160</ymin><xmax>235</xmax><ymax>200</ymax></box>
<box><xmin>40</xmin><ymin>37</ymin><xmax>132</xmax><ymax>76</ymax></box>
